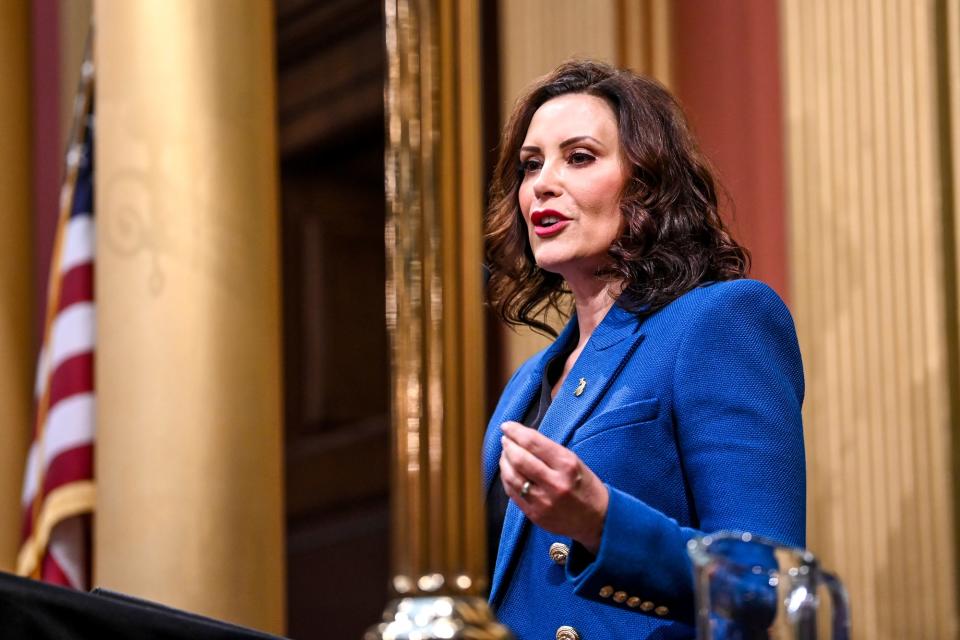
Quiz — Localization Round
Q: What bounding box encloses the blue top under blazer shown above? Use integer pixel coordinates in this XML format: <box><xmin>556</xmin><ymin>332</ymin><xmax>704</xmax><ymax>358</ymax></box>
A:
<box><xmin>482</xmin><ymin>279</ymin><xmax>806</xmax><ymax>639</ymax></box>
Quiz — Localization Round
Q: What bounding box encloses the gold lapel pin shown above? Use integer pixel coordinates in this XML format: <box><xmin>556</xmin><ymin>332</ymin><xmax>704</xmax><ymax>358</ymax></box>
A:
<box><xmin>574</xmin><ymin>378</ymin><xmax>587</xmax><ymax>397</ymax></box>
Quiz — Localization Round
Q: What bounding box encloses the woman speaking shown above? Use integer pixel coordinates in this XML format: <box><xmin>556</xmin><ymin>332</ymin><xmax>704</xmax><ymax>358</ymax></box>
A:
<box><xmin>482</xmin><ymin>60</ymin><xmax>805</xmax><ymax>639</ymax></box>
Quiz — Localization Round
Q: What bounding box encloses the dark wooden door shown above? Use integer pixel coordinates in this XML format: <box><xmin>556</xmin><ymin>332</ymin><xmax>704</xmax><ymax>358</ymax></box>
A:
<box><xmin>276</xmin><ymin>2</ymin><xmax>390</xmax><ymax>637</ymax></box>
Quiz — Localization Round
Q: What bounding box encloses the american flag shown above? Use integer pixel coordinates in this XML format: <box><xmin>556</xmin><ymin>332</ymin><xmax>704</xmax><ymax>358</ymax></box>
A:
<box><xmin>17</xmin><ymin>56</ymin><xmax>96</xmax><ymax>590</ymax></box>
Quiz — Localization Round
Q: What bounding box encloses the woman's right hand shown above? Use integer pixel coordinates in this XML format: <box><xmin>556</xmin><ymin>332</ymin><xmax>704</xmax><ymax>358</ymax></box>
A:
<box><xmin>499</xmin><ymin>420</ymin><xmax>609</xmax><ymax>554</ymax></box>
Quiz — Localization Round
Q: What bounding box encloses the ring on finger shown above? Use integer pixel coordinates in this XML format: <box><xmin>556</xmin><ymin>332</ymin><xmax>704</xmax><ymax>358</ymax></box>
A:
<box><xmin>520</xmin><ymin>479</ymin><xmax>533</xmax><ymax>499</ymax></box>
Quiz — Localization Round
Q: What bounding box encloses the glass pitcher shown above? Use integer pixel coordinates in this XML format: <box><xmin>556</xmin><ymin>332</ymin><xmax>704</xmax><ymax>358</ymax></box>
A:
<box><xmin>687</xmin><ymin>532</ymin><xmax>850</xmax><ymax>640</ymax></box>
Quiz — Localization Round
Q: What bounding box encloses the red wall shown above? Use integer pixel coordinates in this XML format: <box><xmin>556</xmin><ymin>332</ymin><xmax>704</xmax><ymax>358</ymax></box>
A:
<box><xmin>672</xmin><ymin>0</ymin><xmax>789</xmax><ymax>303</ymax></box>
<box><xmin>31</xmin><ymin>0</ymin><xmax>61</xmax><ymax>342</ymax></box>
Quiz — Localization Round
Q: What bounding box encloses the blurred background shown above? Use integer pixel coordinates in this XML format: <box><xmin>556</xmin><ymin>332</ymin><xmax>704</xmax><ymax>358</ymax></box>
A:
<box><xmin>0</xmin><ymin>1</ymin><xmax>958</xmax><ymax>639</ymax></box>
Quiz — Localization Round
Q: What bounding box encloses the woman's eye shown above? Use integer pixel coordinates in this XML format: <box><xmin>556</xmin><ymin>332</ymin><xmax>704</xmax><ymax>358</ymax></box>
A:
<box><xmin>569</xmin><ymin>151</ymin><xmax>595</xmax><ymax>165</ymax></box>
<box><xmin>520</xmin><ymin>158</ymin><xmax>542</xmax><ymax>173</ymax></box>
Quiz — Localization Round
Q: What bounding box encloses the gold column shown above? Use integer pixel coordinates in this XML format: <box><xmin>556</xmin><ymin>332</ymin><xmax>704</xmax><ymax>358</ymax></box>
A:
<box><xmin>495</xmin><ymin>0</ymin><xmax>672</xmax><ymax>381</ymax></box>
<box><xmin>617</xmin><ymin>0</ymin><xmax>673</xmax><ymax>86</ymax></box>
<box><xmin>93</xmin><ymin>2</ymin><xmax>284</xmax><ymax>633</ymax></box>
<box><xmin>943</xmin><ymin>0</ymin><xmax>960</xmax><ymax>608</ymax></box>
<box><xmin>0</xmin><ymin>0</ymin><xmax>33</xmax><ymax>573</ymax></box>
<box><xmin>368</xmin><ymin>0</ymin><xmax>509</xmax><ymax>637</ymax></box>
<box><xmin>782</xmin><ymin>0</ymin><xmax>959</xmax><ymax>637</ymax></box>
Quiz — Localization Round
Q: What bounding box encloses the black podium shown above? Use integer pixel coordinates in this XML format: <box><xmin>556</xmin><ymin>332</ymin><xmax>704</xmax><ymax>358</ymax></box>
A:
<box><xmin>0</xmin><ymin>571</ymin><xmax>288</xmax><ymax>639</ymax></box>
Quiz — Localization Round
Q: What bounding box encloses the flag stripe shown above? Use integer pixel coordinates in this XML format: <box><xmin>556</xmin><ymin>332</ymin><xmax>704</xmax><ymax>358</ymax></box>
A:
<box><xmin>47</xmin><ymin>352</ymin><xmax>94</xmax><ymax>410</ymax></box>
<box><xmin>21</xmin><ymin>445</ymin><xmax>94</xmax><ymax>542</ymax></box>
<box><xmin>48</xmin><ymin>516</ymin><xmax>88</xmax><ymax>589</ymax></box>
<box><xmin>60</xmin><ymin>214</ymin><xmax>94</xmax><ymax>274</ymax></box>
<box><xmin>48</xmin><ymin>303</ymin><xmax>95</xmax><ymax>378</ymax></box>
<box><xmin>57</xmin><ymin>263</ymin><xmax>94</xmax><ymax>313</ymax></box>
<box><xmin>21</xmin><ymin>394</ymin><xmax>95</xmax><ymax>508</ymax></box>
<box><xmin>40</xmin><ymin>550</ymin><xmax>73</xmax><ymax>588</ymax></box>
<box><xmin>42</xmin><ymin>445</ymin><xmax>94</xmax><ymax>502</ymax></box>
<box><xmin>36</xmin><ymin>302</ymin><xmax>95</xmax><ymax>403</ymax></box>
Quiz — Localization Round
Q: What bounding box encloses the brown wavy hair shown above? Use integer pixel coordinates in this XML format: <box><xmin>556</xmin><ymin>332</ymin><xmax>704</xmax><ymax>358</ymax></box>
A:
<box><xmin>486</xmin><ymin>59</ymin><xmax>749</xmax><ymax>336</ymax></box>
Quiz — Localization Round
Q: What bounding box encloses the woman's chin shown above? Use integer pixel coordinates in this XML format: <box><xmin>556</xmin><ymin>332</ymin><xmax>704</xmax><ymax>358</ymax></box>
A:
<box><xmin>533</xmin><ymin>256</ymin><xmax>568</xmax><ymax>277</ymax></box>
<box><xmin>534</xmin><ymin>253</ymin><xmax>603</xmax><ymax>282</ymax></box>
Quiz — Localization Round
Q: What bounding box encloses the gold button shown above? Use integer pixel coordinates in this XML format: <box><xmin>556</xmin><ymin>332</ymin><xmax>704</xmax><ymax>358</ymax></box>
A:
<box><xmin>556</xmin><ymin>626</ymin><xmax>580</xmax><ymax>640</ymax></box>
<box><xmin>627</xmin><ymin>596</ymin><xmax>641</xmax><ymax>608</ymax></box>
<box><xmin>599</xmin><ymin>585</ymin><xmax>614</xmax><ymax>598</ymax></box>
<box><xmin>640</xmin><ymin>601</ymin><xmax>654</xmax><ymax>612</ymax></box>
<box><xmin>613</xmin><ymin>590</ymin><xmax>627</xmax><ymax>603</ymax></box>
<box><xmin>549</xmin><ymin>542</ymin><xmax>570</xmax><ymax>566</ymax></box>
<box><xmin>655</xmin><ymin>605</ymin><xmax>669</xmax><ymax>616</ymax></box>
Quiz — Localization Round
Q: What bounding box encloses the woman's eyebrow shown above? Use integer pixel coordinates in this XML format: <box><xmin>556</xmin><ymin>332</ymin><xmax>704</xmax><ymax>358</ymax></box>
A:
<box><xmin>559</xmin><ymin>135</ymin><xmax>603</xmax><ymax>149</ymax></box>
<box><xmin>520</xmin><ymin>136</ymin><xmax>604</xmax><ymax>155</ymax></box>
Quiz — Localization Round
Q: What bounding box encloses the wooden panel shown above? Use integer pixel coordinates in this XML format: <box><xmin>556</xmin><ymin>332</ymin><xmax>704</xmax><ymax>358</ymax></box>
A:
<box><xmin>287</xmin><ymin>502</ymin><xmax>389</xmax><ymax>639</ymax></box>
<box><xmin>781</xmin><ymin>1</ymin><xmax>959</xmax><ymax>637</ymax></box>
<box><xmin>276</xmin><ymin>0</ymin><xmax>384</xmax><ymax>157</ymax></box>
<box><xmin>275</xmin><ymin>0</ymin><xmax>391</xmax><ymax>634</ymax></box>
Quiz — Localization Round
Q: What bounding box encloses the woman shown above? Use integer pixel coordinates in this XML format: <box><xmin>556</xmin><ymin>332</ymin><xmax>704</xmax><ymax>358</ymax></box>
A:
<box><xmin>482</xmin><ymin>60</ymin><xmax>805</xmax><ymax>639</ymax></box>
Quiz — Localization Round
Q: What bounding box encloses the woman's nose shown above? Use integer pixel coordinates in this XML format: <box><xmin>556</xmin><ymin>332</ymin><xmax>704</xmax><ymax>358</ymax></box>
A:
<box><xmin>532</xmin><ymin>159</ymin><xmax>562</xmax><ymax>200</ymax></box>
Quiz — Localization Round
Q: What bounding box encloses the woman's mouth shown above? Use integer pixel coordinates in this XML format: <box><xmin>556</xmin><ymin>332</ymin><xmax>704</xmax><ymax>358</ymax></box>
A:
<box><xmin>531</xmin><ymin>210</ymin><xmax>571</xmax><ymax>237</ymax></box>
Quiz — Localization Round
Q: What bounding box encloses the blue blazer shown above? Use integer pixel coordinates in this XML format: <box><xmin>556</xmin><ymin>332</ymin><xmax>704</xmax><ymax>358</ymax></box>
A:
<box><xmin>482</xmin><ymin>279</ymin><xmax>806</xmax><ymax>639</ymax></box>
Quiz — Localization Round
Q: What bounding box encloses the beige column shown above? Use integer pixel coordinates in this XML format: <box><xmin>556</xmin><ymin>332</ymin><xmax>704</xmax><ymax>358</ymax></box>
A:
<box><xmin>617</xmin><ymin>0</ymin><xmax>673</xmax><ymax>87</ymax></box>
<box><xmin>781</xmin><ymin>1</ymin><xmax>958</xmax><ymax>638</ymax></box>
<box><xmin>495</xmin><ymin>0</ymin><xmax>672</xmax><ymax>381</ymax></box>
<box><xmin>0</xmin><ymin>0</ymin><xmax>33</xmax><ymax>573</ymax></box>
<box><xmin>93</xmin><ymin>1</ymin><xmax>284</xmax><ymax>633</ymax></box>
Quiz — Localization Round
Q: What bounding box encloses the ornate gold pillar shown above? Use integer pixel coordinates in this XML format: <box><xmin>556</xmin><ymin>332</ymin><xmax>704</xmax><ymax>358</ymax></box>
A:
<box><xmin>93</xmin><ymin>2</ymin><xmax>284</xmax><ymax>633</ymax></box>
<box><xmin>368</xmin><ymin>0</ymin><xmax>510</xmax><ymax>637</ymax></box>
<box><xmin>781</xmin><ymin>0</ymin><xmax>959</xmax><ymax>637</ymax></box>
<box><xmin>0</xmin><ymin>0</ymin><xmax>33</xmax><ymax>573</ymax></box>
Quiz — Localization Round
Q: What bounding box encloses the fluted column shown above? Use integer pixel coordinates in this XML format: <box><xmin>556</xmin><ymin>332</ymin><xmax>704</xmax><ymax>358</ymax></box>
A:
<box><xmin>782</xmin><ymin>1</ymin><xmax>959</xmax><ymax>637</ymax></box>
<box><xmin>0</xmin><ymin>0</ymin><xmax>33</xmax><ymax>573</ymax></box>
<box><xmin>383</xmin><ymin>0</ymin><xmax>489</xmax><ymax>597</ymax></box>
<box><xmin>93</xmin><ymin>1</ymin><xmax>284</xmax><ymax>633</ymax></box>
<box><xmin>369</xmin><ymin>0</ymin><xmax>514</xmax><ymax>636</ymax></box>
<box><xmin>617</xmin><ymin>0</ymin><xmax>673</xmax><ymax>86</ymax></box>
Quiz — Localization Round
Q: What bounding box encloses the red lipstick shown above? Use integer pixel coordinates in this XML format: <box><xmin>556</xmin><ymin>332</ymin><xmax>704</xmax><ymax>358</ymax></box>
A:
<box><xmin>531</xmin><ymin>209</ymin><xmax>570</xmax><ymax>238</ymax></box>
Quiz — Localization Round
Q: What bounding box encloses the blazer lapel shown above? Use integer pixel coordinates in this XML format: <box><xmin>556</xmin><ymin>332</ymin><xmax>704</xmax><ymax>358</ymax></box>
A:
<box><xmin>481</xmin><ymin>318</ymin><xmax>580</xmax><ymax>493</ymax></box>
<box><xmin>488</xmin><ymin>303</ymin><xmax>646</xmax><ymax>606</ymax></box>
<box><xmin>538</xmin><ymin>304</ymin><xmax>645</xmax><ymax>447</ymax></box>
